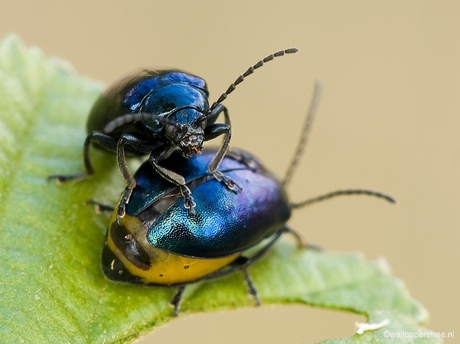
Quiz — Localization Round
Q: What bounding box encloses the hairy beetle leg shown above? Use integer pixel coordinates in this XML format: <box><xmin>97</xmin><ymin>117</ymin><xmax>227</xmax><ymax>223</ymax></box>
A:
<box><xmin>212</xmin><ymin>171</ymin><xmax>243</xmax><ymax>193</ymax></box>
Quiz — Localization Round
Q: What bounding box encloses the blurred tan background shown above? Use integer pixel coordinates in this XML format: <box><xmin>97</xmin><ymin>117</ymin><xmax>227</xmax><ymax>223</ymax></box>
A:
<box><xmin>1</xmin><ymin>1</ymin><xmax>458</xmax><ymax>343</ymax></box>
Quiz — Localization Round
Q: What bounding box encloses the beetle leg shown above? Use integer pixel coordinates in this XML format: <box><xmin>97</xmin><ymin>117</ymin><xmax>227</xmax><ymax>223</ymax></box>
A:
<box><xmin>211</xmin><ymin>170</ymin><xmax>242</xmax><ymax>193</ymax></box>
<box><xmin>200</xmin><ymin>229</ymin><xmax>284</xmax><ymax>283</ymax></box>
<box><xmin>48</xmin><ymin>131</ymin><xmax>117</xmax><ymax>183</ymax></box>
<box><xmin>86</xmin><ymin>200</ymin><xmax>115</xmax><ymax>213</ymax></box>
<box><xmin>149</xmin><ymin>148</ymin><xmax>196</xmax><ymax>216</ymax></box>
<box><xmin>180</xmin><ymin>186</ymin><xmax>197</xmax><ymax>216</ymax></box>
<box><xmin>170</xmin><ymin>286</ymin><xmax>185</xmax><ymax>316</ymax></box>
<box><xmin>205</xmin><ymin>104</ymin><xmax>231</xmax><ymax>172</ymax></box>
<box><xmin>205</xmin><ymin>105</ymin><xmax>243</xmax><ymax>193</ymax></box>
<box><xmin>225</xmin><ymin>149</ymin><xmax>261</xmax><ymax>171</ymax></box>
<box><xmin>242</xmin><ymin>269</ymin><xmax>260</xmax><ymax>306</ymax></box>
<box><xmin>282</xmin><ymin>227</ymin><xmax>323</xmax><ymax>251</ymax></box>
<box><xmin>117</xmin><ymin>139</ymin><xmax>136</xmax><ymax>218</ymax></box>
<box><xmin>116</xmin><ymin>134</ymin><xmax>153</xmax><ymax>218</ymax></box>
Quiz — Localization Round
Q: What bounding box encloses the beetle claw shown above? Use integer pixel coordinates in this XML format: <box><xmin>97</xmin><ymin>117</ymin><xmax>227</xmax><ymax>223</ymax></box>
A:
<box><xmin>117</xmin><ymin>203</ymin><xmax>126</xmax><ymax>220</ymax></box>
<box><xmin>184</xmin><ymin>201</ymin><xmax>196</xmax><ymax>216</ymax></box>
<box><xmin>180</xmin><ymin>186</ymin><xmax>196</xmax><ymax>216</ymax></box>
<box><xmin>212</xmin><ymin>171</ymin><xmax>242</xmax><ymax>193</ymax></box>
<box><xmin>116</xmin><ymin>188</ymin><xmax>133</xmax><ymax>221</ymax></box>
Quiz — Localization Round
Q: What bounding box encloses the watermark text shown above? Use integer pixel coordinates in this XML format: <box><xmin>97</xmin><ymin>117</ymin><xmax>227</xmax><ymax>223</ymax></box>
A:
<box><xmin>383</xmin><ymin>330</ymin><xmax>454</xmax><ymax>339</ymax></box>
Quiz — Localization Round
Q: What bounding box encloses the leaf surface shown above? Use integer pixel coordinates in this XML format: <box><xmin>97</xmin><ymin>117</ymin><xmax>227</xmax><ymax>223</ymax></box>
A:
<box><xmin>0</xmin><ymin>35</ymin><xmax>439</xmax><ymax>344</ymax></box>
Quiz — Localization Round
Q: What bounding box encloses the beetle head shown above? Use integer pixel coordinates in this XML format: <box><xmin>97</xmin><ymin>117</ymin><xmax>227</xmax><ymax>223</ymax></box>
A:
<box><xmin>164</xmin><ymin>110</ymin><xmax>206</xmax><ymax>158</ymax></box>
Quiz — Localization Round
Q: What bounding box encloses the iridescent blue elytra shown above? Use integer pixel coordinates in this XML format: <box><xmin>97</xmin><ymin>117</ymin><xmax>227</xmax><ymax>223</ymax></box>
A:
<box><xmin>121</xmin><ymin>71</ymin><xmax>207</xmax><ymax>113</ymax></box>
<box><xmin>102</xmin><ymin>147</ymin><xmax>294</xmax><ymax>316</ymax></box>
<box><xmin>126</xmin><ymin>149</ymin><xmax>291</xmax><ymax>258</ymax></box>
<box><xmin>87</xmin><ymin>70</ymin><xmax>209</xmax><ymax>135</ymax></box>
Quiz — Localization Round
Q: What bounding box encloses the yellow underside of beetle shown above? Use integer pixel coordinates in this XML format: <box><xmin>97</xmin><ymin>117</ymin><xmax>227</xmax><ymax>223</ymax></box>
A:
<box><xmin>107</xmin><ymin>214</ymin><xmax>240</xmax><ymax>285</ymax></box>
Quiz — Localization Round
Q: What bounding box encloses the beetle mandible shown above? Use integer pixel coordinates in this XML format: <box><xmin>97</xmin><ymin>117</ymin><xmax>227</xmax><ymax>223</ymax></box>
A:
<box><xmin>49</xmin><ymin>48</ymin><xmax>299</xmax><ymax>218</ymax></box>
<box><xmin>92</xmin><ymin>81</ymin><xmax>395</xmax><ymax>315</ymax></box>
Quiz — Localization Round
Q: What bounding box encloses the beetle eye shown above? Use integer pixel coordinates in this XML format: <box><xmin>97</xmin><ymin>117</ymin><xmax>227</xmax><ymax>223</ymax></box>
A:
<box><xmin>164</xmin><ymin>124</ymin><xmax>176</xmax><ymax>139</ymax></box>
<box><xmin>165</xmin><ymin>124</ymin><xmax>185</xmax><ymax>141</ymax></box>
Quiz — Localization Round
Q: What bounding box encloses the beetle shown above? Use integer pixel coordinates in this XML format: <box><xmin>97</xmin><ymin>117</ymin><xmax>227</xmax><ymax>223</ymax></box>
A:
<box><xmin>101</xmin><ymin>148</ymin><xmax>293</xmax><ymax>315</ymax></box>
<box><xmin>94</xmin><ymin>82</ymin><xmax>395</xmax><ymax>315</ymax></box>
<box><xmin>49</xmin><ymin>48</ymin><xmax>299</xmax><ymax>217</ymax></box>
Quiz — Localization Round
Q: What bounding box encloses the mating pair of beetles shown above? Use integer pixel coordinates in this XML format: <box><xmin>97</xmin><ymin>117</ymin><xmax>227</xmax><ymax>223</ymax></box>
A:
<box><xmin>50</xmin><ymin>48</ymin><xmax>394</xmax><ymax>315</ymax></box>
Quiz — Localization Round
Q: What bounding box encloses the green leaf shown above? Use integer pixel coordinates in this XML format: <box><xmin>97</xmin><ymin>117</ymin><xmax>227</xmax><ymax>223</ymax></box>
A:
<box><xmin>0</xmin><ymin>35</ymin><xmax>439</xmax><ymax>344</ymax></box>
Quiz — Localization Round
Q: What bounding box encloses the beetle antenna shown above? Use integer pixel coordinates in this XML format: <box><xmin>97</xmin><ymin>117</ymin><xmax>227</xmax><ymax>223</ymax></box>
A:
<box><xmin>282</xmin><ymin>80</ymin><xmax>323</xmax><ymax>187</ymax></box>
<box><xmin>103</xmin><ymin>110</ymin><xmax>186</xmax><ymax>134</ymax></box>
<box><xmin>208</xmin><ymin>48</ymin><xmax>299</xmax><ymax>113</ymax></box>
<box><xmin>290</xmin><ymin>189</ymin><xmax>396</xmax><ymax>209</ymax></box>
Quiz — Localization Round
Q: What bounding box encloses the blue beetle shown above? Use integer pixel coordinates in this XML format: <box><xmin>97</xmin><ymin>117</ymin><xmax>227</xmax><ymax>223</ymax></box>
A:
<box><xmin>101</xmin><ymin>148</ymin><xmax>297</xmax><ymax>315</ymax></box>
<box><xmin>50</xmin><ymin>48</ymin><xmax>299</xmax><ymax>217</ymax></box>
<box><xmin>102</xmin><ymin>149</ymin><xmax>284</xmax><ymax>290</ymax></box>
<box><xmin>97</xmin><ymin>82</ymin><xmax>395</xmax><ymax>315</ymax></box>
